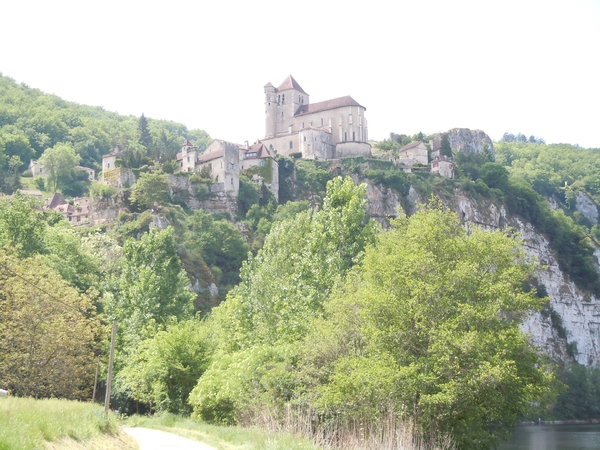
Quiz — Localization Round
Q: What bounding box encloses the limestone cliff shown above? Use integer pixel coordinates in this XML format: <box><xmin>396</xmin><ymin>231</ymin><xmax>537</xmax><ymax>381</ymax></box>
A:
<box><xmin>363</xmin><ymin>180</ymin><xmax>600</xmax><ymax>366</ymax></box>
<box><xmin>437</xmin><ymin>128</ymin><xmax>495</xmax><ymax>159</ymax></box>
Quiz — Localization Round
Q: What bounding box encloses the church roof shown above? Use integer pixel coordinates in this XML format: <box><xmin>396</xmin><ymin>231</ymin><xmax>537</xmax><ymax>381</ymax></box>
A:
<box><xmin>277</xmin><ymin>75</ymin><xmax>308</xmax><ymax>95</ymax></box>
<box><xmin>295</xmin><ymin>95</ymin><xmax>365</xmax><ymax>116</ymax></box>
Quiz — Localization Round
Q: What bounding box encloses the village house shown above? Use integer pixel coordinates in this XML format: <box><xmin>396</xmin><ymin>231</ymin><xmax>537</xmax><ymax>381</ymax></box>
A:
<box><xmin>261</xmin><ymin>75</ymin><xmax>371</xmax><ymax>160</ymax></box>
<box><xmin>100</xmin><ymin>147</ymin><xmax>136</xmax><ymax>187</ymax></box>
<box><xmin>431</xmin><ymin>155</ymin><xmax>454</xmax><ymax>178</ymax></box>
<box><xmin>176</xmin><ymin>139</ymin><xmax>279</xmax><ymax>200</ymax></box>
<box><xmin>44</xmin><ymin>193</ymin><xmax>91</xmax><ymax>225</ymax></box>
<box><xmin>396</xmin><ymin>141</ymin><xmax>428</xmax><ymax>167</ymax></box>
<box><xmin>29</xmin><ymin>159</ymin><xmax>95</xmax><ymax>180</ymax></box>
<box><xmin>429</xmin><ymin>136</ymin><xmax>442</xmax><ymax>159</ymax></box>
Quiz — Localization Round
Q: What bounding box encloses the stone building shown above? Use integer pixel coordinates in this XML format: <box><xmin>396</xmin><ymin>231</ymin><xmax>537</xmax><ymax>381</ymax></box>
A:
<box><xmin>431</xmin><ymin>155</ymin><xmax>454</xmax><ymax>178</ymax></box>
<box><xmin>239</xmin><ymin>140</ymin><xmax>279</xmax><ymax>201</ymax></box>
<box><xmin>262</xmin><ymin>75</ymin><xmax>371</xmax><ymax>160</ymax></box>
<box><xmin>397</xmin><ymin>141</ymin><xmax>428</xmax><ymax>166</ymax></box>
<box><xmin>29</xmin><ymin>159</ymin><xmax>95</xmax><ymax>180</ymax></box>
<box><xmin>195</xmin><ymin>139</ymin><xmax>241</xmax><ymax>196</ymax></box>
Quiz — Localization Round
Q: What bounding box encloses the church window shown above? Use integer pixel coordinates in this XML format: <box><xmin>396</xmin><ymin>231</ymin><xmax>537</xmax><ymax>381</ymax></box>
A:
<box><xmin>289</xmin><ymin>141</ymin><xmax>293</xmax><ymax>150</ymax></box>
<box><xmin>344</xmin><ymin>132</ymin><xmax>347</xmax><ymax>142</ymax></box>
<box><xmin>321</xmin><ymin>118</ymin><xmax>324</xmax><ymax>126</ymax></box>
<box><xmin>303</xmin><ymin>136</ymin><xmax>306</xmax><ymax>142</ymax></box>
<box><xmin>278</xmin><ymin>95</ymin><xmax>280</xmax><ymax>104</ymax></box>
<box><xmin>352</xmin><ymin>131</ymin><xmax>355</xmax><ymax>141</ymax></box>
<box><xmin>282</xmin><ymin>94</ymin><xmax>285</xmax><ymax>104</ymax></box>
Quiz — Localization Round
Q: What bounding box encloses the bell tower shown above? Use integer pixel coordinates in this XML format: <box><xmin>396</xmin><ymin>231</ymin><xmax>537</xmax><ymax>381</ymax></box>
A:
<box><xmin>264</xmin><ymin>82</ymin><xmax>277</xmax><ymax>139</ymax></box>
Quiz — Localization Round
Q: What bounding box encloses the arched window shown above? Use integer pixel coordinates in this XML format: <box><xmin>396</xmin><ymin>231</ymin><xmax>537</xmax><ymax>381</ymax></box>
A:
<box><xmin>289</xmin><ymin>141</ymin><xmax>293</xmax><ymax>150</ymax></box>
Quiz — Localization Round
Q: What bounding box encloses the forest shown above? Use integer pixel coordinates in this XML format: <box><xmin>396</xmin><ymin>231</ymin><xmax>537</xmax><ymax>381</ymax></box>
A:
<box><xmin>1</xmin><ymin>72</ymin><xmax>600</xmax><ymax>450</ymax></box>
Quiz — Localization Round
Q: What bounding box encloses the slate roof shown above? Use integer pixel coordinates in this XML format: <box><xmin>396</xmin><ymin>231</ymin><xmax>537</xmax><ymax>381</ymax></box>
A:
<box><xmin>295</xmin><ymin>96</ymin><xmax>364</xmax><ymax>116</ymax></box>
<box><xmin>399</xmin><ymin>141</ymin><xmax>424</xmax><ymax>152</ymax></box>
<box><xmin>197</xmin><ymin>149</ymin><xmax>225</xmax><ymax>163</ymax></box>
<box><xmin>243</xmin><ymin>141</ymin><xmax>273</xmax><ymax>160</ymax></box>
<box><xmin>277</xmin><ymin>75</ymin><xmax>308</xmax><ymax>94</ymax></box>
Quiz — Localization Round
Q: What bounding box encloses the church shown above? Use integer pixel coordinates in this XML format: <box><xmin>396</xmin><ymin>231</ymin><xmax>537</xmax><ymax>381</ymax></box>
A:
<box><xmin>262</xmin><ymin>75</ymin><xmax>371</xmax><ymax>160</ymax></box>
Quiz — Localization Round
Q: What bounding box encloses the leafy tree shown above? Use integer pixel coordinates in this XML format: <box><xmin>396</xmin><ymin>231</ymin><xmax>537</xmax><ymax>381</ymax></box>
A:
<box><xmin>0</xmin><ymin>251</ymin><xmax>100</xmax><ymax>399</ymax></box>
<box><xmin>0</xmin><ymin>193</ymin><xmax>48</xmax><ymax>257</ymax></box>
<box><xmin>137</xmin><ymin>113</ymin><xmax>153</xmax><ymax>153</ymax></box>
<box><xmin>38</xmin><ymin>142</ymin><xmax>81</xmax><ymax>193</ymax></box>
<box><xmin>209</xmin><ymin>177</ymin><xmax>377</xmax><ymax>351</ymax></box>
<box><xmin>106</xmin><ymin>227</ymin><xmax>195</xmax><ymax>347</ymax></box>
<box><xmin>306</xmin><ymin>204</ymin><xmax>555</xmax><ymax>450</ymax></box>
<box><xmin>440</xmin><ymin>133</ymin><xmax>453</xmax><ymax>157</ymax></box>
<box><xmin>479</xmin><ymin>162</ymin><xmax>509</xmax><ymax>191</ymax></box>
<box><xmin>130</xmin><ymin>171</ymin><xmax>169</xmax><ymax>209</ymax></box>
<box><xmin>117</xmin><ymin>319</ymin><xmax>211</xmax><ymax>413</ymax></box>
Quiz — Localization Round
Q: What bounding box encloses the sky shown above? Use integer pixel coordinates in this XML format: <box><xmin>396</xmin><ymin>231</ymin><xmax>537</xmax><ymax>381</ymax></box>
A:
<box><xmin>1</xmin><ymin>0</ymin><xmax>599</xmax><ymax>148</ymax></box>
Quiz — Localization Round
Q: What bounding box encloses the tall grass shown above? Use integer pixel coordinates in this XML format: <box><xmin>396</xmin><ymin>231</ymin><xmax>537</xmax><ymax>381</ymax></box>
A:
<box><xmin>0</xmin><ymin>397</ymin><xmax>119</xmax><ymax>450</ymax></box>
<box><xmin>246</xmin><ymin>406</ymin><xmax>456</xmax><ymax>450</ymax></box>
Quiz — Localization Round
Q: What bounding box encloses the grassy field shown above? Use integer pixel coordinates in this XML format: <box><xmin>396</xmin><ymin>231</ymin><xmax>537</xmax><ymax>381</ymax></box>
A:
<box><xmin>0</xmin><ymin>397</ymin><xmax>134</xmax><ymax>450</ymax></box>
<box><xmin>125</xmin><ymin>413</ymin><xmax>320</xmax><ymax>450</ymax></box>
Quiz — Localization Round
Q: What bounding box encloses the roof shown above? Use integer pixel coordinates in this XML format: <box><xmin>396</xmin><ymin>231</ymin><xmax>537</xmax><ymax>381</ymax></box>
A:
<box><xmin>197</xmin><ymin>149</ymin><xmax>225</xmax><ymax>163</ymax></box>
<box><xmin>46</xmin><ymin>192</ymin><xmax>67</xmax><ymax>209</ymax></box>
<box><xmin>399</xmin><ymin>141</ymin><xmax>424</xmax><ymax>152</ymax></box>
<box><xmin>243</xmin><ymin>141</ymin><xmax>273</xmax><ymax>160</ymax></box>
<box><xmin>103</xmin><ymin>147</ymin><xmax>124</xmax><ymax>158</ymax></box>
<box><xmin>431</xmin><ymin>137</ymin><xmax>441</xmax><ymax>151</ymax></box>
<box><xmin>264</xmin><ymin>82</ymin><xmax>274</xmax><ymax>88</ymax></box>
<box><xmin>277</xmin><ymin>75</ymin><xmax>308</xmax><ymax>95</ymax></box>
<box><xmin>295</xmin><ymin>95</ymin><xmax>364</xmax><ymax>116</ymax></box>
<box><xmin>182</xmin><ymin>139</ymin><xmax>195</xmax><ymax>147</ymax></box>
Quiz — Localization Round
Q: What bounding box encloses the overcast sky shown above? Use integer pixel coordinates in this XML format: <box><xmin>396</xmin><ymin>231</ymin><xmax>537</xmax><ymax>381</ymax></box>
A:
<box><xmin>1</xmin><ymin>0</ymin><xmax>599</xmax><ymax>148</ymax></box>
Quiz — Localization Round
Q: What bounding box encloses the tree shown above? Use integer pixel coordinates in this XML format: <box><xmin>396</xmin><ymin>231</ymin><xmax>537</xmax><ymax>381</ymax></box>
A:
<box><xmin>308</xmin><ymin>204</ymin><xmax>555</xmax><ymax>449</ymax></box>
<box><xmin>209</xmin><ymin>176</ymin><xmax>377</xmax><ymax>351</ymax></box>
<box><xmin>138</xmin><ymin>113</ymin><xmax>153</xmax><ymax>153</ymax></box>
<box><xmin>106</xmin><ymin>227</ymin><xmax>195</xmax><ymax>346</ymax></box>
<box><xmin>0</xmin><ymin>251</ymin><xmax>100</xmax><ymax>399</ymax></box>
<box><xmin>129</xmin><ymin>171</ymin><xmax>169</xmax><ymax>209</ymax></box>
<box><xmin>0</xmin><ymin>192</ymin><xmax>48</xmax><ymax>257</ymax></box>
<box><xmin>440</xmin><ymin>133</ymin><xmax>453</xmax><ymax>157</ymax></box>
<box><xmin>117</xmin><ymin>319</ymin><xmax>211</xmax><ymax>413</ymax></box>
<box><xmin>38</xmin><ymin>142</ymin><xmax>81</xmax><ymax>192</ymax></box>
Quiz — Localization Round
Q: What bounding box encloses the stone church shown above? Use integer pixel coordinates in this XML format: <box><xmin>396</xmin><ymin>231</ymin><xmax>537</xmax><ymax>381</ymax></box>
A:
<box><xmin>262</xmin><ymin>75</ymin><xmax>371</xmax><ymax>160</ymax></box>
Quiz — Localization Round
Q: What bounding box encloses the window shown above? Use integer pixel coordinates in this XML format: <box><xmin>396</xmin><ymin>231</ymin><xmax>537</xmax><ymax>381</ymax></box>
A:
<box><xmin>289</xmin><ymin>141</ymin><xmax>293</xmax><ymax>149</ymax></box>
<box><xmin>231</xmin><ymin>177</ymin><xmax>233</xmax><ymax>185</ymax></box>
<box><xmin>282</xmin><ymin>94</ymin><xmax>285</xmax><ymax>104</ymax></box>
<box><xmin>187</xmin><ymin>156</ymin><xmax>190</xmax><ymax>162</ymax></box>
<box><xmin>107</xmin><ymin>163</ymin><xmax>110</xmax><ymax>169</ymax></box>
<box><xmin>229</xmin><ymin>163</ymin><xmax>234</xmax><ymax>170</ymax></box>
<box><xmin>344</xmin><ymin>132</ymin><xmax>347</xmax><ymax>142</ymax></box>
<box><xmin>188</xmin><ymin>167</ymin><xmax>192</xmax><ymax>172</ymax></box>
<box><xmin>302</xmin><ymin>122</ymin><xmax>304</xmax><ymax>128</ymax></box>
<box><xmin>321</xmin><ymin>118</ymin><xmax>324</xmax><ymax>126</ymax></box>
<box><xmin>259</xmin><ymin>161</ymin><xmax>264</xmax><ymax>167</ymax></box>
<box><xmin>278</xmin><ymin>94</ymin><xmax>280</xmax><ymax>104</ymax></box>
<box><xmin>303</xmin><ymin>136</ymin><xmax>306</xmax><ymax>142</ymax></box>
<box><xmin>352</xmin><ymin>131</ymin><xmax>355</xmax><ymax>141</ymax></box>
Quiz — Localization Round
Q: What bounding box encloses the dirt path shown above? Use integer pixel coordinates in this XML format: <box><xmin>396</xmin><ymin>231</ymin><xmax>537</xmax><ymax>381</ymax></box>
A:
<box><xmin>122</xmin><ymin>427</ymin><xmax>218</xmax><ymax>450</ymax></box>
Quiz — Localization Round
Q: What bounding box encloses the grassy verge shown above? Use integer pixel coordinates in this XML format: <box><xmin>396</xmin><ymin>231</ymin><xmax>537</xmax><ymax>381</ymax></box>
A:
<box><xmin>0</xmin><ymin>397</ymin><xmax>130</xmax><ymax>450</ymax></box>
<box><xmin>125</xmin><ymin>413</ymin><xmax>320</xmax><ymax>450</ymax></box>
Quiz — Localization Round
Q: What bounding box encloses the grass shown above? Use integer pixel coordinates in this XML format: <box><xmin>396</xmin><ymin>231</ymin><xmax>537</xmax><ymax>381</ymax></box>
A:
<box><xmin>125</xmin><ymin>413</ymin><xmax>320</xmax><ymax>450</ymax></box>
<box><xmin>0</xmin><ymin>397</ymin><xmax>127</xmax><ymax>450</ymax></box>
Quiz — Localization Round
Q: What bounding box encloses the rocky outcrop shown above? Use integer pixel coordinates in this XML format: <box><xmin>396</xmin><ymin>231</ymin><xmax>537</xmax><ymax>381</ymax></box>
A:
<box><xmin>576</xmin><ymin>192</ymin><xmax>599</xmax><ymax>225</ymax></box>
<box><xmin>443</xmin><ymin>128</ymin><xmax>494</xmax><ymax>159</ymax></box>
<box><xmin>88</xmin><ymin>197</ymin><xmax>122</xmax><ymax>226</ymax></box>
<box><xmin>167</xmin><ymin>175</ymin><xmax>238</xmax><ymax>218</ymax></box>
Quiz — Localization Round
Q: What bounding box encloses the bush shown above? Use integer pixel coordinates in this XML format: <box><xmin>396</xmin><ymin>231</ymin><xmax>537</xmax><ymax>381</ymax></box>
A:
<box><xmin>33</xmin><ymin>176</ymin><xmax>45</xmax><ymax>190</ymax></box>
<box><xmin>22</xmin><ymin>169</ymin><xmax>33</xmax><ymax>177</ymax></box>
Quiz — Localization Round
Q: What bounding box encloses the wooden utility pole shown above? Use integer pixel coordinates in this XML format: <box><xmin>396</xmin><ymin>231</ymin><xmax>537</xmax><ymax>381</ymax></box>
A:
<box><xmin>92</xmin><ymin>355</ymin><xmax>100</xmax><ymax>402</ymax></box>
<box><xmin>104</xmin><ymin>318</ymin><xmax>117</xmax><ymax>414</ymax></box>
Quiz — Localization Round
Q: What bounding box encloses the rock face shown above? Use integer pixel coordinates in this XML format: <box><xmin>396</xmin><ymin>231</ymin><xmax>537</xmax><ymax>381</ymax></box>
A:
<box><xmin>362</xmin><ymin>181</ymin><xmax>600</xmax><ymax>366</ymax></box>
<box><xmin>167</xmin><ymin>175</ymin><xmax>238</xmax><ymax>218</ymax></box>
<box><xmin>444</xmin><ymin>128</ymin><xmax>495</xmax><ymax>159</ymax></box>
<box><xmin>575</xmin><ymin>192</ymin><xmax>599</xmax><ymax>225</ymax></box>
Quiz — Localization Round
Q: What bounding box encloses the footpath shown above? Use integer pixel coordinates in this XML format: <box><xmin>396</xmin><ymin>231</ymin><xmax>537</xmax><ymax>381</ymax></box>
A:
<box><xmin>123</xmin><ymin>427</ymin><xmax>218</xmax><ymax>450</ymax></box>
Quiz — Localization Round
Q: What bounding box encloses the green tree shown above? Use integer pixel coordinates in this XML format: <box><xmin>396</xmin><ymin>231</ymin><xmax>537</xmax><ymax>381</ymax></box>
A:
<box><xmin>106</xmin><ymin>227</ymin><xmax>195</xmax><ymax>346</ymax></box>
<box><xmin>130</xmin><ymin>171</ymin><xmax>169</xmax><ymax>209</ymax></box>
<box><xmin>138</xmin><ymin>113</ymin><xmax>153</xmax><ymax>153</ymax></box>
<box><xmin>307</xmin><ymin>204</ymin><xmax>555</xmax><ymax>449</ymax></box>
<box><xmin>209</xmin><ymin>176</ymin><xmax>377</xmax><ymax>351</ymax></box>
<box><xmin>38</xmin><ymin>142</ymin><xmax>81</xmax><ymax>193</ymax></box>
<box><xmin>0</xmin><ymin>251</ymin><xmax>100</xmax><ymax>399</ymax></box>
<box><xmin>117</xmin><ymin>319</ymin><xmax>211</xmax><ymax>413</ymax></box>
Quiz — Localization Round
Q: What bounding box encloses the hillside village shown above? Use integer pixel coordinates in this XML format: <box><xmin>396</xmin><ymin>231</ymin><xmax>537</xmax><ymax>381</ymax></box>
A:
<box><xmin>22</xmin><ymin>75</ymin><xmax>467</xmax><ymax>225</ymax></box>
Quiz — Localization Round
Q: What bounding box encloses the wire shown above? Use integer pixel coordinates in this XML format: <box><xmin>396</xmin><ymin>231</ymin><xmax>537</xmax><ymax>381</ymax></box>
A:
<box><xmin>0</xmin><ymin>260</ymin><xmax>89</xmax><ymax>315</ymax></box>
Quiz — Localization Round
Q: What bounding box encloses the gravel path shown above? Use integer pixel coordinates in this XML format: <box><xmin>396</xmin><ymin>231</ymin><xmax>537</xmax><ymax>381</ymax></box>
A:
<box><xmin>122</xmin><ymin>427</ymin><xmax>218</xmax><ymax>450</ymax></box>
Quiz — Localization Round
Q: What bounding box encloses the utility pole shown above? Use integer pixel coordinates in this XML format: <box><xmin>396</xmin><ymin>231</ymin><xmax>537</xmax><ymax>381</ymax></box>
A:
<box><xmin>92</xmin><ymin>355</ymin><xmax>100</xmax><ymax>402</ymax></box>
<box><xmin>104</xmin><ymin>318</ymin><xmax>117</xmax><ymax>415</ymax></box>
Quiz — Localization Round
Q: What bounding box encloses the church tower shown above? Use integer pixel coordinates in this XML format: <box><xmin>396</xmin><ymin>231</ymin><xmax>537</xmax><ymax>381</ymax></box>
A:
<box><xmin>264</xmin><ymin>82</ymin><xmax>277</xmax><ymax>139</ymax></box>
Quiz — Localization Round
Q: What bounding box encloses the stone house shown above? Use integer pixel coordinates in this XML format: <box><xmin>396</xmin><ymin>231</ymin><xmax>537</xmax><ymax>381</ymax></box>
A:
<box><xmin>262</xmin><ymin>75</ymin><xmax>371</xmax><ymax>160</ymax></box>
<box><xmin>195</xmin><ymin>140</ymin><xmax>241</xmax><ymax>196</ymax></box>
<box><xmin>431</xmin><ymin>155</ymin><xmax>454</xmax><ymax>178</ymax></box>
<box><xmin>100</xmin><ymin>147</ymin><xmax>136</xmax><ymax>187</ymax></box>
<box><xmin>429</xmin><ymin>137</ymin><xmax>442</xmax><ymax>159</ymax></box>
<box><xmin>396</xmin><ymin>141</ymin><xmax>428</xmax><ymax>166</ymax></box>
<box><xmin>44</xmin><ymin>193</ymin><xmax>91</xmax><ymax>225</ymax></box>
<box><xmin>29</xmin><ymin>159</ymin><xmax>95</xmax><ymax>180</ymax></box>
<box><xmin>239</xmin><ymin>140</ymin><xmax>279</xmax><ymax>201</ymax></box>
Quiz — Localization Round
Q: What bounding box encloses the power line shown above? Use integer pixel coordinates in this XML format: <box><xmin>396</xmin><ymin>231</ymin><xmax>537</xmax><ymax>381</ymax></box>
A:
<box><xmin>0</xmin><ymin>260</ymin><xmax>88</xmax><ymax>314</ymax></box>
